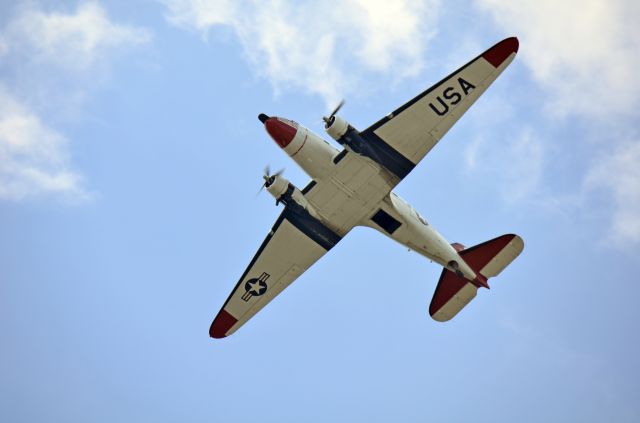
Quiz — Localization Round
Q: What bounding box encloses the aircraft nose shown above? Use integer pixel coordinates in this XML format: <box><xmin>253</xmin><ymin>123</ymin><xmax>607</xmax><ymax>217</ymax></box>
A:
<box><xmin>264</xmin><ymin>117</ymin><xmax>297</xmax><ymax>148</ymax></box>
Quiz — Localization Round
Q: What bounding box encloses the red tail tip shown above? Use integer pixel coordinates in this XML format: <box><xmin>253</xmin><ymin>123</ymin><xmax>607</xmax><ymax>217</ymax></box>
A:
<box><xmin>474</xmin><ymin>274</ymin><xmax>490</xmax><ymax>289</ymax></box>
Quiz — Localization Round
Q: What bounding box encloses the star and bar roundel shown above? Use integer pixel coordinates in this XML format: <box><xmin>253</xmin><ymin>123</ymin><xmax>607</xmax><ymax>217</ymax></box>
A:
<box><xmin>241</xmin><ymin>272</ymin><xmax>270</xmax><ymax>301</ymax></box>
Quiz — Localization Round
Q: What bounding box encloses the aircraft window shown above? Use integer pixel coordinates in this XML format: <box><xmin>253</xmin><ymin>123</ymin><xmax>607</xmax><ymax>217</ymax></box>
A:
<box><xmin>371</xmin><ymin>209</ymin><xmax>402</xmax><ymax>234</ymax></box>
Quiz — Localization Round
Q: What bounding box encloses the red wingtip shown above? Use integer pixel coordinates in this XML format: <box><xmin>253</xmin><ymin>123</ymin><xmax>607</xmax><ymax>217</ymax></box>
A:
<box><xmin>265</xmin><ymin>118</ymin><xmax>297</xmax><ymax>148</ymax></box>
<box><xmin>209</xmin><ymin>309</ymin><xmax>238</xmax><ymax>339</ymax></box>
<box><xmin>482</xmin><ymin>37</ymin><xmax>519</xmax><ymax>68</ymax></box>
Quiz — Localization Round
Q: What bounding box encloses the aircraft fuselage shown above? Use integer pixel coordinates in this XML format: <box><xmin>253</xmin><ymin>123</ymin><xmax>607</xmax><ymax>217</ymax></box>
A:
<box><xmin>263</xmin><ymin>115</ymin><xmax>479</xmax><ymax>283</ymax></box>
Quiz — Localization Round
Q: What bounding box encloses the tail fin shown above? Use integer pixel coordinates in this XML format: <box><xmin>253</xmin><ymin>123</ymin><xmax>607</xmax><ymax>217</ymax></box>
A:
<box><xmin>429</xmin><ymin>234</ymin><xmax>524</xmax><ymax>322</ymax></box>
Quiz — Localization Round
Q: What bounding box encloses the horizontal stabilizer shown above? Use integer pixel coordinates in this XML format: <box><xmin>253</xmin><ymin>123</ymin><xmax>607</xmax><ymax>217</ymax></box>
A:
<box><xmin>429</xmin><ymin>270</ymin><xmax>477</xmax><ymax>322</ymax></box>
<box><xmin>429</xmin><ymin>234</ymin><xmax>524</xmax><ymax>322</ymax></box>
<box><xmin>459</xmin><ymin>234</ymin><xmax>524</xmax><ymax>278</ymax></box>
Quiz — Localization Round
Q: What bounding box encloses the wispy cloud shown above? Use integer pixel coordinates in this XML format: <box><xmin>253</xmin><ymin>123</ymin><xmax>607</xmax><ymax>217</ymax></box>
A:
<box><xmin>0</xmin><ymin>88</ymin><xmax>87</xmax><ymax>201</ymax></box>
<box><xmin>585</xmin><ymin>141</ymin><xmax>640</xmax><ymax>245</ymax></box>
<box><xmin>0</xmin><ymin>1</ymin><xmax>151</xmax><ymax>202</ymax></box>
<box><xmin>1</xmin><ymin>1</ymin><xmax>150</xmax><ymax>71</ymax></box>
<box><xmin>475</xmin><ymin>0</ymin><xmax>640</xmax><ymax>119</ymax></box>
<box><xmin>475</xmin><ymin>0</ymin><xmax>640</xmax><ymax>246</ymax></box>
<box><xmin>161</xmin><ymin>0</ymin><xmax>440</xmax><ymax>106</ymax></box>
<box><xmin>465</xmin><ymin>127</ymin><xmax>545</xmax><ymax>205</ymax></box>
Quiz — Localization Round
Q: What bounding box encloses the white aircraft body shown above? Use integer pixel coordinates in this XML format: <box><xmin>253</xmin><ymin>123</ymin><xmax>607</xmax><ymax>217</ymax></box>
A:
<box><xmin>210</xmin><ymin>37</ymin><xmax>524</xmax><ymax>338</ymax></box>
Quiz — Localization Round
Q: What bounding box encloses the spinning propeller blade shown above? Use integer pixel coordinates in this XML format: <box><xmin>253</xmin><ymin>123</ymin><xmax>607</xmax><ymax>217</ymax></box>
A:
<box><xmin>258</xmin><ymin>165</ymin><xmax>284</xmax><ymax>194</ymax></box>
<box><xmin>322</xmin><ymin>99</ymin><xmax>345</xmax><ymax>127</ymax></box>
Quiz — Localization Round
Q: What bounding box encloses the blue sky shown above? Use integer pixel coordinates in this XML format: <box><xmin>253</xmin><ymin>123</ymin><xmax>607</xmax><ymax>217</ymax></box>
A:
<box><xmin>1</xmin><ymin>1</ymin><xmax>639</xmax><ymax>421</ymax></box>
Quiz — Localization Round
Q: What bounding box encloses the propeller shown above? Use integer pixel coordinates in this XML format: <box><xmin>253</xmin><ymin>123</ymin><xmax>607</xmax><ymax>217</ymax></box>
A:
<box><xmin>322</xmin><ymin>99</ymin><xmax>345</xmax><ymax>128</ymax></box>
<box><xmin>258</xmin><ymin>165</ymin><xmax>284</xmax><ymax>194</ymax></box>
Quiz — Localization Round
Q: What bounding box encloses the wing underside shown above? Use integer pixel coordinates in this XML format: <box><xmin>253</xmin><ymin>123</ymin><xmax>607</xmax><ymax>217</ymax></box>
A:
<box><xmin>210</xmin><ymin>206</ymin><xmax>341</xmax><ymax>338</ymax></box>
<box><xmin>359</xmin><ymin>37</ymin><xmax>519</xmax><ymax>179</ymax></box>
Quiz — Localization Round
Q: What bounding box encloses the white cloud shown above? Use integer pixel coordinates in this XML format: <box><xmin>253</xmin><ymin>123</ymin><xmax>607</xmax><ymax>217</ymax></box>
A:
<box><xmin>475</xmin><ymin>0</ymin><xmax>640</xmax><ymax>247</ymax></box>
<box><xmin>0</xmin><ymin>2</ymin><xmax>151</xmax><ymax>202</ymax></box>
<box><xmin>163</xmin><ymin>0</ymin><xmax>236</xmax><ymax>29</ymax></box>
<box><xmin>505</xmin><ymin>130</ymin><xmax>544</xmax><ymax>202</ymax></box>
<box><xmin>2</xmin><ymin>1</ymin><xmax>151</xmax><ymax>71</ymax></box>
<box><xmin>465</xmin><ymin>127</ymin><xmax>545</xmax><ymax>205</ymax></box>
<box><xmin>475</xmin><ymin>0</ymin><xmax>640</xmax><ymax>119</ymax></box>
<box><xmin>586</xmin><ymin>141</ymin><xmax>640</xmax><ymax>245</ymax></box>
<box><xmin>0</xmin><ymin>37</ymin><xmax>8</xmax><ymax>57</ymax></box>
<box><xmin>0</xmin><ymin>88</ymin><xmax>87</xmax><ymax>201</ymax></box>
<box><xmin>162</xmin><ymin>0</ymin><xmax>440</xmax><ymax>106</ymax></box>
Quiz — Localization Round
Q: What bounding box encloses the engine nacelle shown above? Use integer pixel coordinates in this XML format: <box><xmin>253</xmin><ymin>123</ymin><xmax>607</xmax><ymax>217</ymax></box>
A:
<box><xmin>265</xmin><ymin>175</ymin><xmax>319</xmax><ymax>218</ymax></box>
<box><xmin>325</xmin><ymin>115</ymin><xmax>349</xmax><ymax>141</ymax></box>
<box><xmin>265</xmin><ymin>174</ymin><xmax>289</xmax><ymax>199</ymax></box>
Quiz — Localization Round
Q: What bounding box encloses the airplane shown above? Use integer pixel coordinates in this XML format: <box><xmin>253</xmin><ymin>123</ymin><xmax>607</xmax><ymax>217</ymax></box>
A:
<box><xmin>210</xmin><ymin>37</ymin><xmax>524</xmax><ymax>338</ymax></box>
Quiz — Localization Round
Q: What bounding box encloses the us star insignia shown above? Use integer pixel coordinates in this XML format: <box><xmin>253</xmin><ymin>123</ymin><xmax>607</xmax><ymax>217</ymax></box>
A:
<box><xmin>241</xmin><ymin>272</ymin><xmax>270</xmax><ymax>301</ymax></box>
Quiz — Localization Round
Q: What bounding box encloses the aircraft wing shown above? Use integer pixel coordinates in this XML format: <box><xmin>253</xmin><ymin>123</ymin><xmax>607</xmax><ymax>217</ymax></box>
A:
<box><xmin>209</xmin><ymin>205</ymin><xmax>341</xmax><ymax>338</ymax></box>
<box><xmin>359</xmin><ymin>37</ymin><xmax>519</xmax><ymax>180</ymax></box>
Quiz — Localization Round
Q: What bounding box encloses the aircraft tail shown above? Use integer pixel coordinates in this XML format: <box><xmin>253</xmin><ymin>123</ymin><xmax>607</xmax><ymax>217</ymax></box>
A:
<box><xmin>429</xmin><ymin>234</ymin><xmax>524</xmax><ymax>322</ymax></box>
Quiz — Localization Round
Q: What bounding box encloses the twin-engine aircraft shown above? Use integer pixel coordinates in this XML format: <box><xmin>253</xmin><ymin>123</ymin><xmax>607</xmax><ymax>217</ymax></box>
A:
<box><xmin>210</xmin><ymin>37</ymin><xmax>524</xmax><ymax>338</ymax></box>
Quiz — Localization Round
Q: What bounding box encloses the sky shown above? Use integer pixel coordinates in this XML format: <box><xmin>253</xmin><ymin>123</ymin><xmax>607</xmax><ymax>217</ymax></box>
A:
<box><xmin>1</xmin><ymin>0</ymin><xmax>639</xmax><ymax>421</ymax></box>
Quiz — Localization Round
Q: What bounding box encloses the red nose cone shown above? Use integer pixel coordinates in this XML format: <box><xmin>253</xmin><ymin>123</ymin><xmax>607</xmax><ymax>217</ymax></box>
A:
<box><xmin>265</xmin><ymin>118</ymin><xmax>297</xmax><ymax>148</ymax></box>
